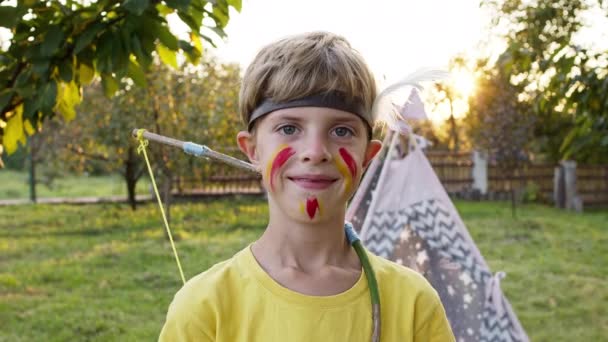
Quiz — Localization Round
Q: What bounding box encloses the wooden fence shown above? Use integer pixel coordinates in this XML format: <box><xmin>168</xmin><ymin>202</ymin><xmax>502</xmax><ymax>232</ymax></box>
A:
<box><xmin>577</xmin><ymin>165</ymin><xmax>608</xmax><ymax>207</ymax></box>
<box><xmin>425</xmin><ymin>151</ymin><xmax>474</xmax><ymax>194</ymax></box>
<box><xmin>172</xmin><ymin>149</ymin><xmax>608</xmax><ymax>207</ymax></box>
<box><xmin>487</xmin><ymin>163</ymin><xmax>556</xmax><ymax>202</ymax></box>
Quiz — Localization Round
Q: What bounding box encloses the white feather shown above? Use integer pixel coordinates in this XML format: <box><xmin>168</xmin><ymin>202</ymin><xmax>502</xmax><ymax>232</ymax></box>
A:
<box><xmin>373</xmin><ymin>68</ymin><xmax>448</xmax><ymax>132</ymax></box>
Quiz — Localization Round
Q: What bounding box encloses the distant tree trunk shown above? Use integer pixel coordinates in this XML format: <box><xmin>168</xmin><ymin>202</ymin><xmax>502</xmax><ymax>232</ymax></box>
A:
<box><xmin>510</xmin><ymin>182</ymin><xmax>517</xmax><ymax>218</ymax></box>
<box><xmin>448</xmin><ymin>98</ymin><xmax>460</xmax><ymax>152</ymax></box>
<box><xmin>28</xmin><ymin>146</ymin><xmax>37</xmax><ymax>203</ymax></box>
<box><xmin>161</xmin><ymin>173</ymin><xmax>173</xmax><ymax>226</ymax></box>
<box><xmin>125</xmin><ymin>146</ymin><xmax>139</xmax><ymax>210</ymax></box>
<box><xmin>506</xmin><ymin>169</ymin><xmax>517</xmax><ymax>218</ymax></box>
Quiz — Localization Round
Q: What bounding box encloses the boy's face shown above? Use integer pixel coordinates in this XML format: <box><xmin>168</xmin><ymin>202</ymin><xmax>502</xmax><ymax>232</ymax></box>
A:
<box><xmin>237</xmin><ymin>107</ymin><xmax>382</xmax><ymax>223</ymax></box>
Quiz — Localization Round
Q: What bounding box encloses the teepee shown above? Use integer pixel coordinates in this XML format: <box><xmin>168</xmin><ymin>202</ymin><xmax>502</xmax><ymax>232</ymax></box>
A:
<box><xmin>346</xmin><ymin>129</ymin><xmax>529</xmax><ymax>341</ymax></box>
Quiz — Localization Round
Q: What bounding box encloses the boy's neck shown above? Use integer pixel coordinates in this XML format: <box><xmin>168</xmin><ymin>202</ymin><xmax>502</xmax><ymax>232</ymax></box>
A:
<box><xmin>252</xmin><ymin>202</ymin><xmax>359</xmax><ymax>273</ymax></box>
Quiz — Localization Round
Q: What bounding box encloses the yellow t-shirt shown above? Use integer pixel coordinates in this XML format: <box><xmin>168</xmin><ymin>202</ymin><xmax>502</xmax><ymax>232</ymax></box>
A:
<box><xmin>159</xmin><ymin>246</ymin><xmax>455</xmax><ymax>342</ymax></box>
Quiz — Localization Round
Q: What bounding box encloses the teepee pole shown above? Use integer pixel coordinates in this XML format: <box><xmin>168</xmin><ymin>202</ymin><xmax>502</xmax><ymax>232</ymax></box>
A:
<box><xmin>346</xmin><ymin>130</ymin><xmax>394</xmax><ymax>222</ymax></box>
<box><xmin>359</xmin><ymin>131</ymin><xmax>400</xmax><ymax>241</ymax></box>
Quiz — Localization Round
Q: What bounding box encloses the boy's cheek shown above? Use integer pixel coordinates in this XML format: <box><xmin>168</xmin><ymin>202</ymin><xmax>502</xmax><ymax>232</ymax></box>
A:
<box><xmin>264</xmin><ymin>145</ymin><xmax>296</xmax><ymax>191</ymax></box>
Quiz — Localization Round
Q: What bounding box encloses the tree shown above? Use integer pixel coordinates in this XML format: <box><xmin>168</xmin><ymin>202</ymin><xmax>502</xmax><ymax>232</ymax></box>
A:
<box><xmin>50</xmin><ymin>57</ymin><xmax>242</xmax><ymax>211</ymax></box>
<box><xmin>0</xmin><ymin>0</ymin><xmax>241</xmax><ymax>164</ymax></box>
<box><xmin>427</xmin><ymin>55</ymin><xmax>474</xmax><ymax>152</ymax></box>
<box><xmin>481</xmin><ymin>0</ymin><xmax>608</xmax><ymax>163</ymax></box>
<box><xmin>467</xmin><ymin>65</ymin><xmax>535</xmax><ymax>217</ymax></box>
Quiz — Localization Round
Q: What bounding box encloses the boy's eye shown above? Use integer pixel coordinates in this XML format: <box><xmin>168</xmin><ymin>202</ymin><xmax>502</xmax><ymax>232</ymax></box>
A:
<box><xmin>333</xmin><ymin>126</ymin><xmax>354</xmax><ymax>137</ymax></box>
<box><xmin>279</xmin><ymin>125</ymin><xmax>298</xmax><ymax>135</ymax></box>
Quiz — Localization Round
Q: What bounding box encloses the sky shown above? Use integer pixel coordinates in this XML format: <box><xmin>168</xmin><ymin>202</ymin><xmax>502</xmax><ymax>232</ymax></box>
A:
<box><xmin>193</xmin><ymin>0</ymin><xmax>607</xmax><ymax>123</ymax></box>
<box><xmin>174</xmin><ymin>0</ymin><xmax>497</xmax><ymax>123</ymax></box>
<box><xmin>208</xmin><ymin>0</ymin><xmax>492</xmax><ymax>82</ymax></box>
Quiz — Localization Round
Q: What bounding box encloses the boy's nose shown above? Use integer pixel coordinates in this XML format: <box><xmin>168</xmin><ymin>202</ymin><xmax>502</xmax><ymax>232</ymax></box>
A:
<box><xmin>299</xmin><ymin>136</ymin><xmax>332</xmax><ymax>164</ymax></box>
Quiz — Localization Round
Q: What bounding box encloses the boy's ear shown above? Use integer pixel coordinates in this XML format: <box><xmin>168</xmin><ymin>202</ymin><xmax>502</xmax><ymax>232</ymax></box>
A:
<box><xmin>237</xmin><ymin>131</ymin><xmax>260</xmax><ymax>167</ymax></box>
<box><xmin>362</xmin><ymin>139</ymin><xmax>383</xmax><ymax>168</ymax></box>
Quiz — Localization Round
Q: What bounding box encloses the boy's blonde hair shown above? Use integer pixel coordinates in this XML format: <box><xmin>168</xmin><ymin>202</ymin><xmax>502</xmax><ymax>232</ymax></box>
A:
<box><xmin>239</xmin><ymin>31</ymin><xmax>377</xmax><ymax>129</ymax></box>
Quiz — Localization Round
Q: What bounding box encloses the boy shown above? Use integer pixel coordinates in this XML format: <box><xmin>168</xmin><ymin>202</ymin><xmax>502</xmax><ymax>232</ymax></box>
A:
<box><xmin>159</xmin><ymin>31</ymin><xmax>455</xmax><ymax>341</ymax></box>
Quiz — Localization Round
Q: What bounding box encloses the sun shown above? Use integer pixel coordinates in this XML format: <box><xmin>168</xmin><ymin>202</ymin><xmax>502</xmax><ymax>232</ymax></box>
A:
<box><xmin>451</xmin><ymin>70</ymin><xmax>476</xmax><ymax>99</ymax></box>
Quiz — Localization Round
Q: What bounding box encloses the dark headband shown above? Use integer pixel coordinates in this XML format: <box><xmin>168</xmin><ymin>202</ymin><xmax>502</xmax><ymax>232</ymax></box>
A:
<box><xmin>247</xmin><ymin>92</ymin><xmax>372</xmax><ymax>136</ymax></box>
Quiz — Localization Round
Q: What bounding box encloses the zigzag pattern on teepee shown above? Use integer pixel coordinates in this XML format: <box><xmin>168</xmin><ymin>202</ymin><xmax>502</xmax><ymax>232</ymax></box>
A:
<box><xmin>364</xmin><ymin>210</ymin><xmax>403</xmax><ymax>258</ymax></box>
<box><xmin>364</xmin><ymin>198</ymin><xmax>491</xmax><ymax>284</ymax></box>
<box><xmin>480</xmin><ymin>297</ymin><xmax>519</xmax><ymax>342</ymax></box>
<box><xmin>404</xmin><ymin>199</ymin><xmax>491</xmax><ymax>284</ymax></box>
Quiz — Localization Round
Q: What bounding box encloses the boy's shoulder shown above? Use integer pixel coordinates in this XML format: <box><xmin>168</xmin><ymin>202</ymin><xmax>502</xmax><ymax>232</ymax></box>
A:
<box><xmin>367</xmin><ymin>250</ymin><xmax>441</xmax><ymax>303</ymax></box>
<box><xmin>168</xmin><ymin>247</ymin><xmax>248</xmax><ymax>310</ymax></box>
<box><xmin>369</xmin><ymin>251</ymin><xmax>430</xmax><ymax>286</ymax></box>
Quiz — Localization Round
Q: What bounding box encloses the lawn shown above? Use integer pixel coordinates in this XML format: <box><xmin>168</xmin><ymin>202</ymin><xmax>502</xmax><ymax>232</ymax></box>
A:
<box><xmin>0</xmin><ymin>198</ymin><xmax>606</xmax><ymax>341</ymax></box>
<box><xmin>0</xmin><ymin>170</ymin><xmax>151</xmax><ymax>200</ymax></box>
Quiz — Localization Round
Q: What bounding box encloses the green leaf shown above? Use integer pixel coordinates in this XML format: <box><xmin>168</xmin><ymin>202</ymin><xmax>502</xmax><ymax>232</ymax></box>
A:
<box><xmin>0</xmin><ymin>6</ymin><xmax>19</xmax><ymax>29</ymax></box>
<box><xmin>38</xmin><ymin>80</ymin><xmax>58</xmax><ymax>112</ymax></box>
<box><xmin>96</xmin><ymin>31</ymin><xmax>115</xmax><ymax>74</ymax></box>
<box><xmin>127</xmin><ymin>60</ymin><xmax>147</xmax><ymax>87</ymax></box>
<box><xmin>123</xmin><ymin>0</ymin><xmax>150</xmax><ymax>16</ymax></box>
<box><xmin>3</xmin><ymin>104</ymin><xmax>26</xmax><ymax>154</ymax></box>
<box><xmin>14</xmin><ymin>67</ymin><xmax>32</xmax><ymax>88</ymax></box>
<box><xmin>212</xmin><ymin>6</ymin><xmax>229</xmax><ymax>28</ymax></box>
<box><xmin>40</xmin><ymin>26</ymin><xmax>65</xmax><ymax>57</ymax></box>
<box><xmin>32</xmin><ymin>59</ymin><xmax>51</xmax><ymax>76</ymax></box>
<box><xmin>0</xmin><ymin>89</ymin><xmax>14</xmax><ymax>111</ymax></box>
<box><xmin>177</xmin><ymin>12</ymin><xmax>200</xmax><ymax>33</ymax></box>
<box><xmin>190</xmin><ymin>32</ymin><xmax>203</xmax><ymax>54</ymax></box>
<box><xmin>156</xmin><ymin>3</ymin><xmax>174</xmax><ymax>16</ymax></box>
<box><xmin>15</xmin><ymin>83</ymin><xmax>36</xmax><ymax>99</ymax></box>
<box><xmin>101</xmin><ymin>74</ymin><xmax>119</xmax><ymax>97</ymax></box>
<box><xmin>227</xmin><ymin>0</ymin><xmax>242</xmax><ymax>12</ymax></box>
<box><xmin>58</xmin><ymin>59</ymin><xmax>74</xmax><ymax>82</ymax></box>
<box><xmin>79</xmin><ymin>63</ymin><xmax>95</xmax><ymax>85</ymax></box>
<box><xmin>165</xmin><ymin>0</ymin><xmax>190</xmax><ymax>12</ymax></box>
<box><xmin>156</xmin><ymin>44</ymin><xmax>177</xmax><ymax>69</ymax></box>
<box><xmin>180</xmin><ymin>40</ymin><xmax>201</xmax><ymax>64</ymax></box>
<box><xmin>54</xmin><ymin>81</ymin><xmax>81</xmax><ymax>122</ymax></box>
<box><xmin>131</xmin><ymin>35</ymin><xmax>152</xmax><ymax>68</ymax></box>
<box><xmin>23</xmin><ymin>99</ymin><xmax>39</xmax><ymax>119</ymax></box>
<box><xmin>111</xmin><ymin>35</ymin><xmax>129</xmax><ymax>73</ymax></box>
<box><xmin>156</xmin><ymin>24</ymin><xmax>179</xmax><ymax>50</ymax></box>
<box><xmin>74</xmin><ymin>22</ymin><xmax>104</xmax><ymax>54</ymax></box>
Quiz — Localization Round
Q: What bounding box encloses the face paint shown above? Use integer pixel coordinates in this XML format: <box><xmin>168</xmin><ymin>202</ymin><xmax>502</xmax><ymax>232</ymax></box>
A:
<box><xmin>335</xmin><ymin>147</ymin><xmax>358</xmax><ymax>194</ymax></box>
<box><xmin>301</xmin><ymin>196</ymin><xmax>320</xmax><ymax>219</ymax></box>
<box><xmin>266</xmin><ymin>145</ymin><xmax>295</xmax><ymax>191</ymax></box>
<box><xmin>339</xmin><ymin>148</ymin><xmax>357</xmax><ymax>179</ymax></box>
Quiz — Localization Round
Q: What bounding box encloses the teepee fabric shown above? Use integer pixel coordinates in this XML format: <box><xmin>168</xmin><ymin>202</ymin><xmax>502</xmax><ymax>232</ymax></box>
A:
<box><xmin>347</xmin><ymin>134</ymin><xmax>529</xmax><ymax>342</ymax></box>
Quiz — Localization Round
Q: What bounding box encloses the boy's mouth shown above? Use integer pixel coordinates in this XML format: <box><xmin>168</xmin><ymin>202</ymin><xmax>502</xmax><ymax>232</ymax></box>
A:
<box><xmin>287</xmin><ymin>175</ymin><xmax>338</xmax><ymax>190</ymax></box>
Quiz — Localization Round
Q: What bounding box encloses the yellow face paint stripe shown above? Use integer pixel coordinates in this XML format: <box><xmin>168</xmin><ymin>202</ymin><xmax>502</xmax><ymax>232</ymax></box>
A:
<box><xmin>335</xmin><ymin>157</ymin><xmax>353</xmax><ymax>194</ymax></box>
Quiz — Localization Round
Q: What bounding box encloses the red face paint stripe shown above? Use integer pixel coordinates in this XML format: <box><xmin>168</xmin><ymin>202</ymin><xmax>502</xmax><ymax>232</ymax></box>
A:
<box><xmin>269</xmin><ymin>146</ymin><xmax>295</xmax><ymax>191</ymax></box>
<box><xmin>306</xmin><ymin>197</ymin><xmax>319</xmax><ymax>219</ymax></box>
<box><xmin>339</xmin><ymin>148</ymin><xmax>357</xmax><ymax>178</ymax></box>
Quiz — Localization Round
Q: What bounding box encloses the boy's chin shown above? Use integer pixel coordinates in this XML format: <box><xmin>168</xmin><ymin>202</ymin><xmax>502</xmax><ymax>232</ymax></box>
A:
<box><xmin>273</xmin><ymin>192</ymin><xmax>349</xmax><ymax>222</ymax></box>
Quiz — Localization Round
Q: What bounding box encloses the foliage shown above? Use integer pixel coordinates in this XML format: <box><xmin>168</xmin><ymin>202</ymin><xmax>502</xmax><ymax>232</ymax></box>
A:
<box><xmin>467</xmin><ymin>68</ymin><xmax>535</xmax><ymax>170</ymax></box>
<box><xmin>1</xmin><ymin>199</ymin><xmax>607</xmax><ymax>340</ymax></box>
<box><xmin>481</xmin><ymin>0</ymin><xmax>608</xmax><ymax>163</ymax></box>
<box><xmin>467</xmin><ymin>64</ymin><xmax>536</xmax><ymax>216</ymax></box>
<box><xmin>40</xmin><ymin>57</ymin><xmax>242</xmax><ymax>209</ymax></box>
<box><xmin>0</xmin><ymin>0</ymin><xmax>241</xmax><ymax>162</ymax></box>
<box><xmin>426</xmin><ymin>55</ymin><xmax>473</xmax><ymax>152</ymax></box>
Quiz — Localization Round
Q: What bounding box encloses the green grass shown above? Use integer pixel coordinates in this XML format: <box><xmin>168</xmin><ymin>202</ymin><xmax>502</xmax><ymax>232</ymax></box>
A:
<box><xmin>0</xmin><ymin>170</ymin><xmax>151</xmax><ymax>199</ymax></box>
<box><xmin>1</xmin><ymin>199</ymin><xmax>606</xmax><ymax>341</ymax></box>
